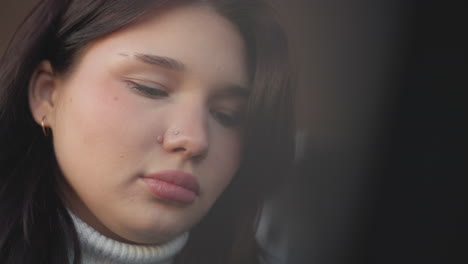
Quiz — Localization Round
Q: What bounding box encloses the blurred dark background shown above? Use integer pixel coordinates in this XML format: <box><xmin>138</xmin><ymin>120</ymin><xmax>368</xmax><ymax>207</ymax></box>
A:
<box><xmin>1</xmin><ymin>0</ymin><xmax>466</xmax><ymax>263</ymax></box>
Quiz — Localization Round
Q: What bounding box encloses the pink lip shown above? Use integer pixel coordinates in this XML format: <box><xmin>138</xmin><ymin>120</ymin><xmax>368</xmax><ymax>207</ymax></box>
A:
<box><xmin>141</xmin><ymin>170</ymin><xmax>200</xmax><ymax>204</ymax></box>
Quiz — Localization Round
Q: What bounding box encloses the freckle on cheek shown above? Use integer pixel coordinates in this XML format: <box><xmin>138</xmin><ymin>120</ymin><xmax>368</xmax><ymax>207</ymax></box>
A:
<box><xmin>113</xmin><ymin>96</ymin><xmax>119</xmax><ymax>101</ymax></box>
<box><xmin>120</xmin><ymin>154</ymin><xmax>125</xmax><ymax>158</ymax></box>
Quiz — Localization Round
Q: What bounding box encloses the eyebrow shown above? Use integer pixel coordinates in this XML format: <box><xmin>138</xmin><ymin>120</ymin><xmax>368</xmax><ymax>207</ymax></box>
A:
<box><xmin>132</xmin><ymin>53</ymin><xmax>186</xmax><ymax>72</ymax></box>
<box><xmin>120</xmin><ymin>52</ymin><xmax>249</xmax><ymax>98</ymax></box>
<box><xmin>214</xmin><ymin>84</ymin><xmax>250</xmax><ymax>100</ymax></box>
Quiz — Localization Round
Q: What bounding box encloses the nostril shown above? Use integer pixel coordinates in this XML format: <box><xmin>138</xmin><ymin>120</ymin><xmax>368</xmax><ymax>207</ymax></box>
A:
<box><xmin>192</xmin><ymin>152</ymin><xmax>207</xmax><ymax>161</ymax></box>
<box><xmin>173</xmin><ymin>147</ymin><xmax>185</xmax><ymax>152</ymax></box>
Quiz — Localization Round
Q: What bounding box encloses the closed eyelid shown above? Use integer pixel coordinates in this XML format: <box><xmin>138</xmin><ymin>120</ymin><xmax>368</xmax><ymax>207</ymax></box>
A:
<box><xmin>125</xmin><ymin>80</ymin><xmax>169</xmax><ymax>98</ymax></box>
<box><xmin>124</xmin><ymin>77</ymin><xmax>170</xmax><ymax>90</ymax></box>
<box><xmin>126</xmin><ymin>77</ymin><xmax>163</xmax><ymax>85</ymax></box>
<box><xmin>209</xmin><ymin>84</ymin><xmax>250</xmax><ymax>104</ymax></box>
<box><xmin>210</xmin><ymin>95</ymin><xmax>247</xmax><ymax>112</ymax></box>
<box><xmin>210</xmin><ymin>108</ymin><xmax>245</xmax><ymax>127</ymax></box>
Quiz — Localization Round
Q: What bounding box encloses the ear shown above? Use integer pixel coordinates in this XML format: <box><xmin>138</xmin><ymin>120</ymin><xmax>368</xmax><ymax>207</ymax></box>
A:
<box><xmin>29</xmin><ymin>60</ymin><xmax>60</xmax><ymax>128</ymax></box>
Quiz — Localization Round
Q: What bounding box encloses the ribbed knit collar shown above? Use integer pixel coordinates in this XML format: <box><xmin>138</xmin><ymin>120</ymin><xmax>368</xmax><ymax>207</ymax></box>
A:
<box><xmin>69</xmin><ymin>212</ymin><xmax>189</xmax><ymax>264</ymax></box>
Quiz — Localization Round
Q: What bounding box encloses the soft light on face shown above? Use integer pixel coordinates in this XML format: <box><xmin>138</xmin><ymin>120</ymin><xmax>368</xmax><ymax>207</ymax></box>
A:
<box><xmin>48</xmin><ymin>4</ymin><xmax>248</xmax><ymax>244</ymax></box>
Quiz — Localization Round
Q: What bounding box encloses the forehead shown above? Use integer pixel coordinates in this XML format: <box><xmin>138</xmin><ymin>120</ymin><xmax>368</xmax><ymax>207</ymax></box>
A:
<box><xmin>75</xmin><ymin>4</ymin><xmax>249</xmax><ymax>87</ymax></box>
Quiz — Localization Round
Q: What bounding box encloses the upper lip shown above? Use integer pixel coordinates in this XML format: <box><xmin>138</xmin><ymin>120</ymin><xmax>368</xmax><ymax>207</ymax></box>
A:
<box><xmin>142</xmin><ymin>170</ymin><xmax>200</xmax><ymax>195</ymax></box>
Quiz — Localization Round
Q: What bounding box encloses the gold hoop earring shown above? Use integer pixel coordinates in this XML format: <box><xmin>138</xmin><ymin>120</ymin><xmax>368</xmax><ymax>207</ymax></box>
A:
<box><xmin>41</xmin><ymin>116</ymin><xmax>49</xmax><ymax>136</ymax></box>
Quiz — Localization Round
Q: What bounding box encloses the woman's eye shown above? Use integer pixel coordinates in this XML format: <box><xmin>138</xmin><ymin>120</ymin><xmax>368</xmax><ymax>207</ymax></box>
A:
<box><xmin>125</xmin><ymin>81</ymin><xmax>168</xmax><ymax>98</ymax></box>
<box><xmin>211</xmin><ymin>110</ymin><xmax>243</xmax><ymax>127</ymax></box>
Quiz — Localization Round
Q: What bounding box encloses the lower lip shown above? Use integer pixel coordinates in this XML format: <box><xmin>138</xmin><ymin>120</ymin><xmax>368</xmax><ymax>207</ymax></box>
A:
<box><xmin>141</xmin><ymin>178</ymin><xmax>197</xmax><ymax>204</ymax></box>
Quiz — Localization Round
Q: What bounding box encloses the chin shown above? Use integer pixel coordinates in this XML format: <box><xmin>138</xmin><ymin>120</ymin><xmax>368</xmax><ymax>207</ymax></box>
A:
<box><xmin>114</xmin><ymin>220</ymin><xmax>182</xmax><ymax>245</ymax></box>
<box><xmin>116</xmin><ymin>207</ymin><xmax>195</xmax><ymax>244</ymax></box>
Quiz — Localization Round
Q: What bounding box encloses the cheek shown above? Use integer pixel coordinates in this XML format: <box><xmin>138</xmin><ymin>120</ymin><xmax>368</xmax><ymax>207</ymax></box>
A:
<box><xmin>52</xmin><ymin>74</ymin><xmax>153</xmax><ymax>178</ymax></box>
<box><xmin>203</xmin><ymin>132</ymin><xmax>243</xmax><ymax>198</ymax></box>
<box><xmin>61</xmin><ymin>82</ymin><xmax>129</xmax><ymax>142</ymax></box>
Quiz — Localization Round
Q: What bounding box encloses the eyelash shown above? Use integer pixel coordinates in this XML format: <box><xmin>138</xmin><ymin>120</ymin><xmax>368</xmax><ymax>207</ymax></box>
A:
<box><xmin>126</xmin><ymin>81</ymin><xmax>168</xmax><ymax>98</ymax></box>
<box><xmin>210</xmin><ymin>110</ymin><xmax>243</xmax><ymax>127</ymax></box>
<box><xmin>125</xmin><ymin>81</ymin><xmax>243</xmax><ymax>127</ymax></box>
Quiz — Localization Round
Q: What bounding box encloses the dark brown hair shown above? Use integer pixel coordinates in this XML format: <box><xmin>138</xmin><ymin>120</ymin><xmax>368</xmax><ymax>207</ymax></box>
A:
<box><xmin>0</xmin><ymin>0</ymin><xmax>294</xmax><ymax>263</ymax></box>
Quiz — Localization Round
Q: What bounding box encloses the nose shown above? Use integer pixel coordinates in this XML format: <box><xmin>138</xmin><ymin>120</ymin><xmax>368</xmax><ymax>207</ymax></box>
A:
<box><xmin>162</xmin><ymin>105</ymin><xmax>209</xmax><ymax>160</ymax></box>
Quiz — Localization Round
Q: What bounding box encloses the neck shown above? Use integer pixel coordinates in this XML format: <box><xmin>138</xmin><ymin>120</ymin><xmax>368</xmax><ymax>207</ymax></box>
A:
<box><xmin>68</xmin><ymin>211</ymin><xmax>188</xmax><ymax>264</ymax></box>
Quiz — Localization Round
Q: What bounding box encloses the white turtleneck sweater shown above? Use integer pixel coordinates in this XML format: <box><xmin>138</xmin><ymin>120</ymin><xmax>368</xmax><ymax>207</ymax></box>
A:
<box><xmin>69</xmin><ymin>212</ymin><xmax>189</xmax><ymax>264</ymax></box>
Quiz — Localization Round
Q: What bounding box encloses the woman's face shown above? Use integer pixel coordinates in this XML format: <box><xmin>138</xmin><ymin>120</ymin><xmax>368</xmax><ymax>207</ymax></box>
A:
<box><xmin>40</xmin><ymin>4</ymin><xmax>248</xmax><ymax>244</ymax></box>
